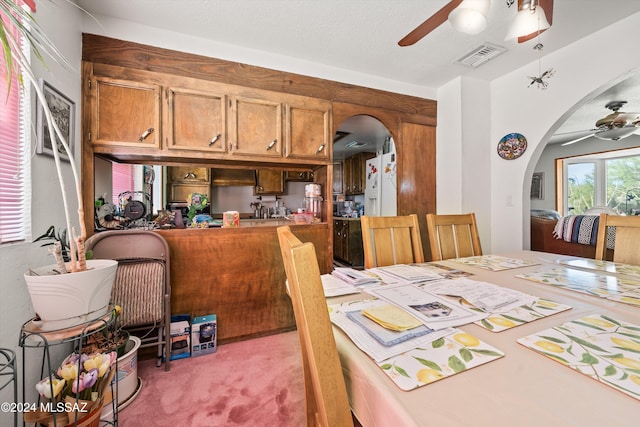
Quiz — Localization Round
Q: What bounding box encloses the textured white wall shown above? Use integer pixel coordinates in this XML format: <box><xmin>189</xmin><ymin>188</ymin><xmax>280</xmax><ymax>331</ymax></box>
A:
<box><xmin>0</xmin><ymin>1</ymin><xmax>83</xmax><ymax>422</ymax></box>
<box><xmin>491</xmin><ymin>12</ymin><xmax>640</xmax><ymax>253</ymax></box>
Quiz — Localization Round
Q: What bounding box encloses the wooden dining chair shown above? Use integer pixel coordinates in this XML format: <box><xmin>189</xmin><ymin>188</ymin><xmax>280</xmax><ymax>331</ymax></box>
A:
<box><xmin>360</xmin><ymin>214</ymin><xmax>425</xmax><ymax>269</ymax></box>
<box><xmin>426</xmin><ymin>213</ymin><xmax>482</xmax><ymax>261</ymax></box>
<box><xmin>595</xmin><ymin>213</ymin><xmax>640</xmax><ymax>265</ymax></box>
<box><xmin>276</xmin><ymin>226</ymin><xmax>354</xmax><ymax>427</ymax></box>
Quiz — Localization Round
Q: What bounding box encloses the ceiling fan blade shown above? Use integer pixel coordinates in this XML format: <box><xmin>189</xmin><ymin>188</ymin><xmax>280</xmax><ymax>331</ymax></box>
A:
<box><xmin>398</xmin><ymin>0</ymin><xmax>464</xmax><ymax>47</ymax></box>
<box><xmin>561</xmin><ymin>133</ymin><xmax>595</xmax><ymax>146</ymax></box>
<box><xmin>549</xmin><ymin>129</ymin><xmax>597</xmax><ymax>145</ymax></box>
<box><xmin>517</xmin><ymin>0</ymin><xmax>553</xmax><ymax>43</ymax></box>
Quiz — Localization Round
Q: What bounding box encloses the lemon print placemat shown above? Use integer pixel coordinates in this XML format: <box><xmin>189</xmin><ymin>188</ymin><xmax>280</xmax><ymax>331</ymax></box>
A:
<box><xmin>559</xmin><ymin>258</ymin><xmax>640</xmax><ymax>280</ymax></box>
<box><xmin>516</xmin><ymin>268</ymin><xmax>640</xmax><ymax>308</ymax></box>
<box><xmin>474</xmin><ymin>298</ymin><xmax>572</xmax><ymax>332</ymax></box>
<box><xmin>377</xmin><ymin>329</ymin><xmax>504</xmax><ymax>391</ymax></box>
<box><xmin>518</xmin><ymin>314</ymin><xmax>640</xmax><ymax>401</ymax></box>
<box><xmin>450</xmin><ymin>255</ymin><xmax>539</xmax><ymax>271</ymax></box>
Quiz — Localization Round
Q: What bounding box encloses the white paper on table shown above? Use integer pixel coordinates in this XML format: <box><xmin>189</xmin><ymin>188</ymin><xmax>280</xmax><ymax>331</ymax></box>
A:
<box><xmin>320</xmin><ymin>274</ymin><xmax>361</xmax><ymax>297</ymax></box>
<box><xmin>329</xmin><ymin>299</ymin><xmax>454</xmax><ymax>362</ymax></box>
<box><xmin>376</xmin><ymin>264</ymin><xmax>444</xmax><ymax>284</ymax></box>
<box><xmin>366</xmin><ymin>283</ymin><xmax>488</xmax><ymax>330</ymax></box>
<box><xmin>332</xmin><ymin>268</ymin><xmax>381</xmax><ymax>287</ymax></box>
<box><xmin>366</xmin><ymin>268</ymin><xmax>408</xmax><ymax>285</ymax></box>
<box><xmin>420</xmin><ymin>277</ymin><xmax>537</xmax><ymax>313</ymax></box>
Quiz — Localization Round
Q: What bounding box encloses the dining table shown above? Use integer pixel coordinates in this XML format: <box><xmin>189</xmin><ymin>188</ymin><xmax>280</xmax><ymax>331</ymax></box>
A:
<box><xmin>328</xmin><ymin>250</ymin><xmax>640</xmax><ymax>427</ymax></box>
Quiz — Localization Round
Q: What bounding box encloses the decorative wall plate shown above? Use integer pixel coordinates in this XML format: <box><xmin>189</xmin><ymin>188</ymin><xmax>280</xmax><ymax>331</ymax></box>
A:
<box><xmin>497</xmin><ymin>133</ymin><xmax>527</xmax><ymax>160</ymax></box>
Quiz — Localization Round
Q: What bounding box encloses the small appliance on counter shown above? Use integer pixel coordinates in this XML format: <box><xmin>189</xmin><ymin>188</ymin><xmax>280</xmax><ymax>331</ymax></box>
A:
<box><xmin>304</xmin><ymin>184</ymin><xmax>322</xmax><ymax>218</ymax></box>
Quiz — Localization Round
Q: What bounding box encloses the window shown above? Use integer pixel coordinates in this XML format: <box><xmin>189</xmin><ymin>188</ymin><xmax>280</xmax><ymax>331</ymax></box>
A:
<box><xmin>0</xmin><ymin>0</ymin><xmax>32</xmax><ymax>243</ymax></box>
<box><xmin>560</xmin><ymin>149</ymin><xmax>640</xmax><ymax>215</ymax></box>
<box><xmin>566</xmin><ymin>162</ymin><xmax>595</xmax><ymax>214</ymax></box>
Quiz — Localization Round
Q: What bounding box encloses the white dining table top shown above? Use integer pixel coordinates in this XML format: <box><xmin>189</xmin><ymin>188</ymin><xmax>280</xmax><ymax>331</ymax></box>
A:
<box><xmin>329</xmin><ymin>251</ymin><xmax>640</xmax><ymax>427</ymax></box>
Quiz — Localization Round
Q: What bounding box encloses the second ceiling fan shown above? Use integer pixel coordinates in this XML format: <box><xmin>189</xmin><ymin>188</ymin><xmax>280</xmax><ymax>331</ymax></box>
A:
<box><xmin>553</xmin><ymin>101</ymin><xmax>640</xmax><ymax>146</ymax></box>
<box><xmin>397</xmin><ymin>0</ymin><xmax>554</xmax><ymax>47</ymax></box>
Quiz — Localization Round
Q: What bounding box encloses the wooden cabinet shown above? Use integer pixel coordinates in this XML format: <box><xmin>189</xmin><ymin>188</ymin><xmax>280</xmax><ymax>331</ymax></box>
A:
<box><xmin>284</xmin><ymin>170</ymin><xmax>314</xmax><ymax>182</ymax></box>
<box><xmin>344</xmin><ymin>152</ymin><xmax>375</xmax><ymax>195</ymax></box>
<box><xmin>254</xmin><ymin>169</ymin><xmax>284</xmax><ymax>195</ymax></box>
<box><xmin>333</xmin><ymin>218</ymin><xmax>363</xmax><ymax>267</ymax></box>
<box><xmin>210</xmin><ymin>168</ymin><xmax>255</xmax><ymax>186</ymax></box>
<box><xmin>167</xmin><ymin>166</ymin><xmax>210</xmax><ymax>202</ymax></box>
<box><xmin>166</xmin><ymin>87</ymin><xmax>227</xmax><ymax>153</ymax></box>
<box><xmin>333</xmin><ymin>161</ymin><xmax>343</xmax><ymax>194</ymax></box>
<box><xmin>89</xmin><ymin>75</ymin><xmax>161</xmax><ymax>148</ymax></box>
<box><xmin>229</xmin><ymin>95</ymin><xmax>282</xmax><ymax>159</ymax></box>
<box><xmin>168</xmin><ymin>166</ymin><xmax>210</xmax><ymax>183</ymax></box>
<box><xmin>285</xmin><ymin>98</ymin><xmax>331</xmax><ymax>160</ymax></box>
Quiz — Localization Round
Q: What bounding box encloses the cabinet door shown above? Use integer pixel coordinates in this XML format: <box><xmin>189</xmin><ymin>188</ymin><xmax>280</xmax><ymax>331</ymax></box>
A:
<box><xmin>332</xmin><ymin>162</ymin><xmax>343</xmax><ymax>194</ymax></box>
<box><xmin>168</xmin><ymin>166</ymin><xmax>210</xmax><ymax>183</ymax></box>
<box><xmin>333</xmin><ymin>220</ymin><xmax>345</xmax><ymax>260</ymax></box>
<box><xmin>346</xmin><ymin>220</ymin><xmax>364</xmax><ymax>267</ymax></box>
<box><xmin>229</xmin><ymin>96</ymin><xmax>282</xmax><ymax>158</ymax></box>
<box><xmin>343</xmin><ymin>157</ymin><xmax>353</xmax><ymax>195</ymax></box>
<box><xmin>285</xmin><ymin>171</ymin><xmax>314</xmax><ymax>182</ymax></box>
<box><xmin>166</xmin><ymin>87</ymin><xmax>227</xmax><ymax>153</ymax></box>
<box><xmin>169</xmin><ymin>183</ymin><xmax>210</xmax><ymax>203</ymax></box>
<box><xmin>90</xmin><ymin>76</ymin><xmax>161</xmax><ymax>148</ymax></box>
<box><xmin>285</xmin><ymin>99</ymin><xmax>331</xmax><ymax>160</ymax></box>
<box><xmin>254</xmin><ymin>170</ymin><xmax>284</xmax><ymax>195</ymax></box>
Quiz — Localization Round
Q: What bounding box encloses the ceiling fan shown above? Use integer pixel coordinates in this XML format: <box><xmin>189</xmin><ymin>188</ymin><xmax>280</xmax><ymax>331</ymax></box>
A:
<box><xmin>553</xmin><ymin>101</ymin><xmax>640</xmax><ymax>146</ymax></box>
<box><xmin>397</xmin><ymin>0</ymin><xmax>553</xmax><ymax>47</ymax></box>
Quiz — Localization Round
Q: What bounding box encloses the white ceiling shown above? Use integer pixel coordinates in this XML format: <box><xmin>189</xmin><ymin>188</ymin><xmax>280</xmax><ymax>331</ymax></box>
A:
<box><xmin>77</xmin><ymin>0</ymin><xmax>640</xmax><ymax>146</ymax></box>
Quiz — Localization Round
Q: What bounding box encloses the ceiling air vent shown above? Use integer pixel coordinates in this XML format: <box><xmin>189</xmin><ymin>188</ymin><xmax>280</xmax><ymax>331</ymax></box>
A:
<box><xmin>345</xmin><ymin>141</ymin><xmax>368</xmax><ymax>149</ymax></box>
<box><xmin>455</xmin><ymin>42</ymin><xmax>506</xmax><ymax>68</ymax></box>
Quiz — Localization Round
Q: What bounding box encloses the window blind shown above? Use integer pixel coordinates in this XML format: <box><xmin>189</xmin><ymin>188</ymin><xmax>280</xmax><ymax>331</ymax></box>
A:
<box><xmin>0</xmin><ymin>1</ymin><xmax>30</xmax><ymax>243</ymax></box>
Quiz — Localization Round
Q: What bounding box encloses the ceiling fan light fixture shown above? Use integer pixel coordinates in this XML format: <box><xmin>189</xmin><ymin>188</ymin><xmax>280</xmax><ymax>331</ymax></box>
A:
<box><xmin>594</xmin><ymin>127</ymin><xmax>638</xmax><ymax>141</ymax></box>
<box><xmin>505</xmin><ymin>5</ymin><xmax>550</xmax><ymax>40</ymax></box>
<box><xmin>448</xmin><ymin>0</ymin><xmax>490</xmax><ymax>35</ymax></box>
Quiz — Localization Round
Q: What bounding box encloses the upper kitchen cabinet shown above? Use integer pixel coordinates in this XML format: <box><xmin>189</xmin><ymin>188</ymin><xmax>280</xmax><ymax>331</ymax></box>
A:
<box><xmin>285</xmin><ymin>98</ymin><xmax>331</xmax><ymax>161</ymax></box>
<box><xmin>166</xmin><ymin>87</ymin><xmax>227</xmax><ymax>153</ymax></box>
<box><xmin>89</xmin><ymin>75</ymin><xmax>161</xmax><ymax>148</ymax></box>
<box><xmin>168</xmin><ymin>166</ymin><xmax>210</xmax><ymax>183</ymax></box>
<box><xmin>229</xmin><ymin>95</ymin><xmax>282</xmax><ymax>159</ymax></box>
<box><xmin>254</xmin><ymin>169</ymin><xmax>285</xmax><ymax>195</ymax></box>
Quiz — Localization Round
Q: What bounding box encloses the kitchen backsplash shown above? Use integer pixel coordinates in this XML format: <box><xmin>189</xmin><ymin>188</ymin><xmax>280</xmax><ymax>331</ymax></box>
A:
<box><xmin>211</xmin><ymin>181</ymin><xmax>308</xmax><ymax>214</ymax></box>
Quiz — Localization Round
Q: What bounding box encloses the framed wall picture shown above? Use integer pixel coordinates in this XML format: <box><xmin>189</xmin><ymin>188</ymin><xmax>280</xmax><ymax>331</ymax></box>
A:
<box><xmin>36</xmin><ymin>80</ymin><xmax>75</xmax><ymax>162</ymax></box>
<box><xmin>531</xmin><ymin>172</ymin><xmax>544</xmax><ymax>200</ymax></box>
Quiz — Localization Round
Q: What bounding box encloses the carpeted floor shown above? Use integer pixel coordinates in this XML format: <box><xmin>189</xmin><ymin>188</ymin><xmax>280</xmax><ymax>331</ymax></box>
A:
<box><xmin>117</xmin><ymin>331</ymin><xmax>305</xmax><ymax>426</ymax></box>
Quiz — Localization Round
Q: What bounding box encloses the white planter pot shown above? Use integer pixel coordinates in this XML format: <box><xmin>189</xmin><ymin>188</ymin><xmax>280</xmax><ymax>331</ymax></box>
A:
<box><xmin>24</xmin><ymin>259</ymin><xmax>118</xmax><ymax>330</ymax></box>
<box><xmin>102</xmin><ymin>336</ymin><xmax>142</xmax><ymax>420</ymax></box>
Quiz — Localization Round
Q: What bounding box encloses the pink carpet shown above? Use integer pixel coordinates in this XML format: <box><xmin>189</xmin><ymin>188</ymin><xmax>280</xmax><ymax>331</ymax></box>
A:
<box><xmin>117</xmin><ymin>331</ymin><xmax>305</xmax><ymax>426</ymax></box>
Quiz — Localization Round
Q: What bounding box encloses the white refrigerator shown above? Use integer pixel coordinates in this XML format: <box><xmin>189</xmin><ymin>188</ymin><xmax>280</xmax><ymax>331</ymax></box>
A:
<box><xmin>364</xmin><ymin>151</ymin><xmax>397</xmax><ymax>216</ymax></box>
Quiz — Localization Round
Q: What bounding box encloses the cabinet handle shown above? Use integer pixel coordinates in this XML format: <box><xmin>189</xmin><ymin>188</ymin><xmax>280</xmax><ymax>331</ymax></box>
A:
<box><xmin>266</xmin><ymin>139</ymin><xmax>277</xmax><ymax>151</ymax></box>
<box><xmin>138</xmin><ymin>128</ymin><xmax>154</xmax><ymax>142</ymax></box>
<box><xmin>209</xmin><ymin>134</ymin><xmax>221</xmax><ymax>146</ymax></box>
<box><xmin>316</xmin><ymin>143</ymin><xmax>325</xmax><ymax>154</ymax></box>
<box><xmin>184</xmin><ymin>172</ymin><xmax>197</xmax><ymax>179</ymax></box>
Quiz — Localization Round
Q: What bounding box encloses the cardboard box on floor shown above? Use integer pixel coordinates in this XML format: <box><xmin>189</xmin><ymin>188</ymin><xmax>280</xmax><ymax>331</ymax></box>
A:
<box><xmin>166</xmin><ymin>314</ymin><xmax>191</xmax><ymax>360</ymax></box>
<box><xmin>191</xmin><ymin>314</ymin><xmax>217</xmax><ymax>357</ymax></box>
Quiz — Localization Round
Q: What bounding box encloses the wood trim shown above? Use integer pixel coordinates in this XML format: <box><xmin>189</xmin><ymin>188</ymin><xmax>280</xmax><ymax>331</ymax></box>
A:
<box><xmin>82</xmin><ymin>34</ymin><xmax>437</xmax><ymax>118</ymax></box>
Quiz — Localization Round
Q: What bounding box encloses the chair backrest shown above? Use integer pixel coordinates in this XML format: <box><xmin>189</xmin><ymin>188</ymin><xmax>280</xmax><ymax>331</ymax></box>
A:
<box><xmin>426</xmin><ymin>213</ymin><xmax>482</xmax><ymax>261</ymax></box>
<box><xmin>595</xmin><ymin>213</ymin><xmax>640</xmax><ymax>265</ymax></box>
<box><xmin>360</xmin><ymin>214</ymin><xmax>424</xmax><ymax>269</ymax></box>
<box><xmin>85</xmin><ymin>230</ymin><xmax>170</xmax><ymax>327</ymax></box>
<box><xmin>277</xmin><ymin>226</ymin><xmax>353</xmax><ymax>427</ymax></box>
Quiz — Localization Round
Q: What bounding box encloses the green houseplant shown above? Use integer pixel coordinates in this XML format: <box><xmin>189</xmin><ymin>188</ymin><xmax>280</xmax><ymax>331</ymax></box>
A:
<box><xmin>2</xmin><ymin>1</ymin><xmax>117</xmax><ymax>327</ymax></box>
<box><xmin>1</xmin><ymin>0</ymin><xmax>88</xmax><ymax>272</ymax></box>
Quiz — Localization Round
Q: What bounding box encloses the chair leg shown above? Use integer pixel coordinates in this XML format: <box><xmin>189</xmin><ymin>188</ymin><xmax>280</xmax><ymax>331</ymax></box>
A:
<box><xmin>156</xmin><ymin>327</ymin><xmax>162</xmax><ymax>368</ymax></box>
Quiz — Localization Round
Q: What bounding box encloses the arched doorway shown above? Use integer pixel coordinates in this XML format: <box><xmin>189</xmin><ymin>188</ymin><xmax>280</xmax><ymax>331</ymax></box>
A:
<box><xmin>333</xmin><ymin>115</ymin><xmax>397</xmax><ymax>217</ymax></box>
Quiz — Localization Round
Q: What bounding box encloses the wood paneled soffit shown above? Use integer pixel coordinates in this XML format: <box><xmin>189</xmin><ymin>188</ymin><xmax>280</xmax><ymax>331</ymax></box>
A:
<box><xmin>82</xmin><ymin>34</ymin><xmax>436</xmax><ymax>118</ymax></box>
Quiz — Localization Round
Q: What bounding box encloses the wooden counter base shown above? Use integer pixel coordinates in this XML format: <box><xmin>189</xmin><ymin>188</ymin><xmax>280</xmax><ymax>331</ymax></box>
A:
<box><xmin>155</xmin><ymin>223</ymin><xmax>330</xmax><ymax>344</ymax></box>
